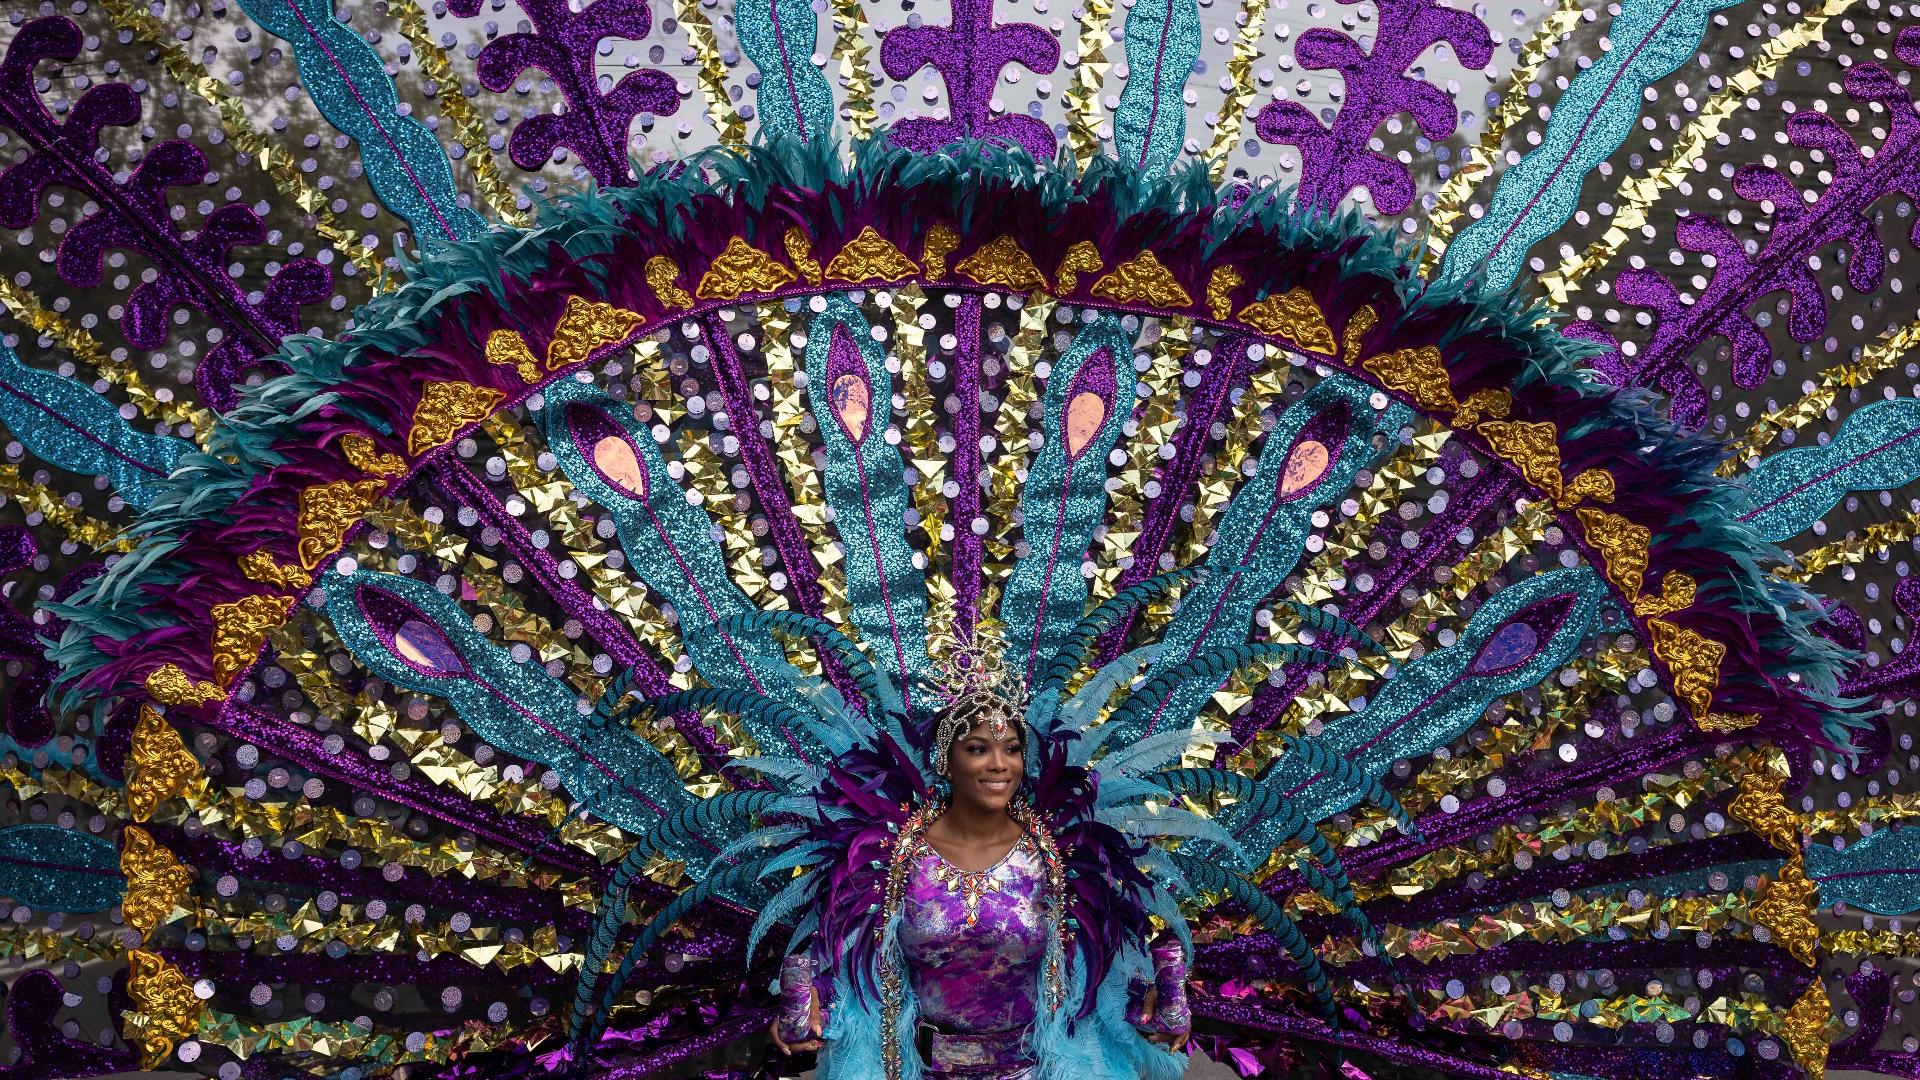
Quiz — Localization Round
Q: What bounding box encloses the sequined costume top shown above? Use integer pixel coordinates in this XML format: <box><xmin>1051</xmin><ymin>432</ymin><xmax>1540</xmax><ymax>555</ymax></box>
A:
<box><xmin>897</xmin><ymin>831</ymin><xmax>1050</xmax><ymax>1079</ymax></box>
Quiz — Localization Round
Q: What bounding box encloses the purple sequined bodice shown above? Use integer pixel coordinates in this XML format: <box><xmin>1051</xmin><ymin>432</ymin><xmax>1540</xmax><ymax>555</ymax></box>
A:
<box><xmin>898</xmin><ymin>831</ymin><xmax>1049</xmax><ymax>1076</ymax></box>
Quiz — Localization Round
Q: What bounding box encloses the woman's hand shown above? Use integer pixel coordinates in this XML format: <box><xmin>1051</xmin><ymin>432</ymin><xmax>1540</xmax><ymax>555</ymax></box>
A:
<box><xmin>1136</xmin><ymin>986</ymin><xmax>1190</xmax><ymax>1052</ymax></box>
<box><xmin>769</xmin><ymin>987</ymin><xmax>827</xmax><ymax>1055</ymax></box>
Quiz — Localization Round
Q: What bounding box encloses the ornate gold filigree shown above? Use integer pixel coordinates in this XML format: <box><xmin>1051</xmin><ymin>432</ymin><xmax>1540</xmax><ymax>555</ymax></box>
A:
<box><xmin>1363</xmin><ymin>345</ymin><xmax>1452</xmax><ymax>410</ymax></box>
<box><xmin>121</xmin><ymin>826</ymin><xmax>193</xmax><ymax>938</ymax></box>
<box><xmin>1634</xmin><ymin>571</ymin><xmax>1697</xmax><ymax>618</ymax></box>
<box><xmin>1055</xmin><ymin>241</ymin><xmax>1104</xmax><ymax>295</ymax></box>
<box><xmin>408</xmin><ymin>381</ymin><xmax>506</xmax><ymax>457</ymax></box>
<box><xmin>237</xmin><ymin>549</ymin><xmax>311</xmax><ymax>590</ymax></box>
<box><xmin>1752</xmin><ymin>859</ymin><xmax>1821</xmax><ymax>966</ymax></box>
<box><xmin>824</xmin><ymin>226</ymin><xmax>919</xmax><ymax>283</ymax></box>
<box><xmin>485</xmin><ymin>329</ymin><xmax>542</xmax><ymax>384</ymax></box>
<box><xmin>1453</xmin><ymin>388</ymin><xmax>1512</xmax><ymax>428</ymax></box>
<box><xmin>1575</xmin><ymin>507</ymin><xmax>1651</xmax><ymax>600</ymax></box>
<box><xmin>1646</xmin><ymin>617</ymin><xmax>1726</xmax><ymax>727</ymax></box>
<box><xmin>296</xmin><ymin>477</ymin><xmax>385</xmax><ymax>568</ymax></box>
<box><xmin>1780</xmin><ymin>977</ymin><xmax>1831</xmax><ymax>1077</ymax></box>
<box><xmin>210</xmin><ymin>594</ymin><xmax>296</xmax><ymax>688</ymax></box>
<box><xmin>1477</xmin><ymin>420</ymin><xmax>1612</xmax><ymax>508</ymax></box>
<box><xmin>1089</xmin><ymin>250</ymin><xmax>1192</xmax><ymax>308</ymax></box>
<box><xmin>696</xmin><ymin>237</ymin><xmax>799</xmax><ymax>299</ymax></box>
<box><xmin>145</xmin><ymin>664</ymin><xmax>224</xmax><ymax>707</ymax></box>
<box><xmin>923</xmin><ymin>225</ymin><xmax>960</xmax><ymax>280</ymax></box>
<box><xmin>126</xmin><ymin>949</ymin><xmax>203</xmax><ymax>1068</ymax></box>
<box><xmin>1238</xmin><ymin>287</ymin><xmax>1336</xmax><ymax>355</ymax></box>
<box><xmin>1342</xmin><ymin>305</ymin><xmax>1377</xmax><ymax>361</ymax></box>
<box><xmin>956</xmin><ymin>235</ymin><xmax>1048</xmax><ymax>292</ymax></box>
<box><xmin>339</xmin><ymin>434</ymin><xmax>406</xmax><ymax>477</ymax></box>
<box><xmin>783</xmin><ymin>229</ymin><xmax>823</xmax><ymax>286</ymax></box>
<box><xmin>1699</xmin><ymin>710</ymin><xmax>1762</xmax><ymax>733</ymax></box>
<box><xmin>548</xmin><ymin>295</ymin><xmax>645</xmax><ymax>371</ymax></box>
<box><xmin>1206</xmin><ymin>265</ymin><xmax>1243</xmax><ymax>321</ymax></box>
<box><xmin>127</xmin><ymin>706</ymin><xmax>202</xmax><ymax>822</ymax></box>
<box><xmin>1728</xmin><ymin>758</ymin><xmax>1801</xmax><ymax>854</ymax></box>
<box><xmin>646</xmin><ymin>256</ymin><xmax>694</xmax><ymax>309</ymax></box>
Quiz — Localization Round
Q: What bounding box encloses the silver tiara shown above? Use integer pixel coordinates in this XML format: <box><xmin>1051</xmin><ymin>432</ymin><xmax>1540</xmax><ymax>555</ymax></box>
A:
<box><xmin>928</xmin><ymin>623</ymin><xmax>1027</xmax><ymax>777</ymax></box>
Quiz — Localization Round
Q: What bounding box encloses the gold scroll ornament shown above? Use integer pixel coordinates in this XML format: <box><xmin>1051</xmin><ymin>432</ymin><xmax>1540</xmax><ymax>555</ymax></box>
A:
<box><xmin>144</xmin><ymin>664</ymin><xmax>224</xmax><ymax>707</ymax></box>
<box><xmin>956</xmin><ymin>235</ymin><xmax>1048</xmax><ymax>293</ymax></box>
<box><xmin>210</xmin><ymin>594</ymin><xmax>296</xmax><ymax>687</ymax></box>
<box><xmin>237</xmin><ymin>548</ymin><xmax>312</xmax><ymax>590</ymax></box>
<box><xmin>127</xmin><ymin>705</ymin><xmax>203</xmax><ymax>822</ymax></box>
<box><xmin>1476</xmin><ymin>420</ymin><xmax>1613</xmax><ymax>508</ymax></box>
<box><xmin>487</xmin><ymin>296</ymin><xmax>646</xmax><ymax>384</ymax></box>
<box><xmin>647</xmin><ymin>256</ymin><xmax>694</xmax><ymax>309</ymax></box>
<box><xmin>1206</xmin><ymin>266</ymin><xmax>1243</xmax><ymax>321</ymax></box>
<box><xmin>1055</xmin><ymin>241</ymin><xmax>1103</xmax><ymax>295</ymax></box>
<box><xmin>296</xmin><ymin>478</ymin><xmax>386</xmax><ymax>568</ymax></box>
<box><xmin>408</xmin><ymin>381</ymin><xmax>507</xmax><ymax>456</ymax></box>
<box><xmin>1089</xmin><ymin>251</ymin><xmax>1192</xmax><ymax>308</ymax></box>
<box><xmin>1573</xmin><ymin>507</ymin><xmax>1696</xmax><ymax>618</ymax></box>
<box><xmin>922</xmin><ymin>226</ymin><xmax>961</xmax><ymax>280</ymax></box>
<box><xmin>697</xmin><ymin>237</ymin><xmax>799</xmax><ymax>299</ymax></box>
<box><xmin>784</xmin><ymin>229</ymin><xmax>823</xmax><ymax>285</ymax></box>
<box><xmin>1646</xmin><ymin>617</ymin><xmax>1760</xmax><ymax>733</ymax></box>
<box><xmin>339</xmin><ymin>433</ymin><xmax>406</xmax><ymax>477</ymax></box>
<box><xmin>121</xmin><ymin>826</ymin><xmax>193</xmax><ymax>938</ymax></box>
<box><xmin>126</xmin><ymin>949</ymin><xmax>203</xmax><ymax>1068</ymax></box>
<box><xmin>1238</xmin><ymin>287</ymin><xmax>1336</xmax><ymax>355</ymax></box>
<box><xmin>824</xmin><ymin>227</ymin><xmax>919</xmax><ymax>284</ymax></box>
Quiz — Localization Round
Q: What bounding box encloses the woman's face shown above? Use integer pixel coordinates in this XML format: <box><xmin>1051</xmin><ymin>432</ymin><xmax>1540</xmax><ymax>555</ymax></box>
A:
<box><xmin>945</xmin><ymin>720</ymin><xmax>1024</xmax><ymax>813</ymax></box>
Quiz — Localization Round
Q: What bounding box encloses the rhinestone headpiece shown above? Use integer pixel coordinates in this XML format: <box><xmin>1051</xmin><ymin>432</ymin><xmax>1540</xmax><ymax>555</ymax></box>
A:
<box><xmin>928</xmin><ymin>624</ymin><xmax>1028</xmax><ymax>778</ymax></box>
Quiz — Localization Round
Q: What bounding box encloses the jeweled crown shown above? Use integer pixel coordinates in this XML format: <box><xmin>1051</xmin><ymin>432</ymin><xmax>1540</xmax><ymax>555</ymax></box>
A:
<box><xmin>927</xmin><ymin>623</ymin><xmax>1028</xmax><ymax>776</ymax></box>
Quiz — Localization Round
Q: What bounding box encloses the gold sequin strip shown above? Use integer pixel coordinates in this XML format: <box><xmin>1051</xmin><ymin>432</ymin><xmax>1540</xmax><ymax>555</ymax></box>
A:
<box><xmin>482</xmin><ymin>415</ymin><xmax>690</xmax><ymax>681</ymax></box>
<box><xmin>675</xmin><ymin>0</ymin><xmax>747</xmax><ymax>150</ymax></box>
<box><xmin>1536</xmin><ymin>0</ymin><xmax>1859</xmax><ymax>301</ymax></box>
<box><xmin>1422</xmin><ymin>985</ymin><xmax>1781</xmax><ymax>1036</ymax></box>
<box><xmin>1065</xmin><ymin>0</ymin><xmax>1115</xmax><ymax>168</ymax></box>
<box><xmin>1804</xmin><ymin>791</ymin><xmax>1920</xmax><ymax>836</ymax></box>
<box><xmin>1318</xmin><ymin>888</ymin><xmax>1751</xmax><ymax>966</ymax></box>
<box><xmin>981</xmin><ymin>298</ymin><xmax>1052</xmax><ymax>620</ymax></box>
<box><xmin>1719</xmin><ymin>317</ymin><xmax>1920</xmax><ymax>475</ymax></box>
<box><xmin>192</xmin><ymin>1004</ymin><xmax>528</xmax><ymax>1070</ymax></box>
<box><xmin>392</xmin><ymin>0</ymin><xmax>528</xmax><ymax>228</ymax></box>
<box><xmin>1182</xmin><ymin>340</ymin><xmax>1294</xmax><ymax>567</ymax></box>
<box><xmin>190</xmin><ymin>894</ymin><xmax>582</xmax><ymax>974</ymax></box>
<box><xmin>1204</xmin><ymin>0</ymin><xmax>1272</xmax><ymax>182</ymax></box>
<box><xmin>0</xmin><ymin>280</ymin><xmax>212</xmax><ymax>441</ymax></box>
<box><xmin>97</xmin><ymin>0</ymin><xmax>385</xmax><ymax>279</ymax></box>
<box><xmin>676</xmin><ymin>429</ymin><xmax>786</xmax><ymax>616</ymax></box>
<box><xmin>1096</xmin><ymin>321</ymin><xmax>1187</xmax><ymax>597</ymax></box>
<box><xmin>1424</xmin><ymin>0</ymin><xmax>1586</xmax><ymax>257</ymax></box>
<box><xmin>891</xmin><ymin>287</ymin><xmax>956</xmax><ymax>635</ymax></box>
<box><xmin>762</xmin><ymin>307</ymin><xmax>854</xmax><ymax>628</ymax></box>
<box><xmin>0</xmin><ymin>465</ymin><xmax>135</xmax><ymax>551</ymax></box>
<box><xmin>1289</xmin><ymin>425</ymin><xmax>1451</xmax><ymax>606</ymax></box>
<box><xmin>830</xmin><ymin>0</ymin><xmax>878</xmax><ymax>143</ymax></box>
<box><xmin>1777</xmin><ymin>506</ymin><xmax>1920</xmax><ymax>583</ymax></box>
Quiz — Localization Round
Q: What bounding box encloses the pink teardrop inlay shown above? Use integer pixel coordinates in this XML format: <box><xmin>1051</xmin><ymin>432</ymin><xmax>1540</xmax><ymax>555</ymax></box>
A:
<box><xmin>393</xmin><ymin>619</ymin><xmax>465</xmax><ymax>677</ymax></box>
<box><xmin>1278</xmin><ymin>440</ymin><xmax>1331</xmax><ymax>497</ymax></box>
<box><xmin>832</xmin><ymin>373</ymin><xmax>872</xmax><ymax>443</ymax></box>
<box><xmin>591</xmin><ymin>435</ymin><xmax>649</xmax><ymax>499</ymax></box>
<box><xmin>1065</xmin><ymin>392</ymin><xmax>1108</xmax><ymax>458</ymax></box>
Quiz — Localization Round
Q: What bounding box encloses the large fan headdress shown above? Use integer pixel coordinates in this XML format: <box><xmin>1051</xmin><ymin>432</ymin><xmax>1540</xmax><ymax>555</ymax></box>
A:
<box><xmin>0</xmin><ymin>3</ymin><xmax>1910</xmax><ymax>1080</ymax></box>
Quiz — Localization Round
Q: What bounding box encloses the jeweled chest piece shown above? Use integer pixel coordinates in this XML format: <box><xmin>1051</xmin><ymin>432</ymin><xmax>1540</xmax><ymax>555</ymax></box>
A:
<box><xmin>921</xmin><ymin>833</ymin><xmax>1032</xmax><ymax>927</ymax></box>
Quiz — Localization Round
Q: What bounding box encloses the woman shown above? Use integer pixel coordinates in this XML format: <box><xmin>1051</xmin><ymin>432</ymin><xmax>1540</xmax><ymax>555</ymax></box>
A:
<box><xmin>771</xmin><ymin>690</ymin><xmax>1190</xmax><ymax>1080</ymax></box>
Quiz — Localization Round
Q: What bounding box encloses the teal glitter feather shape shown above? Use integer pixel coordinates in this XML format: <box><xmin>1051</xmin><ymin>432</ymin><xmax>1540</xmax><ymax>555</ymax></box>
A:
<box><xmin>1113</xmin><ymin>0</ymin><xmax>1201</xmax><ymax>175</ymax></box>
<box><xmin>803</xmin><ymin>296</ymin><xmax>933</xmax><ymax>700</ymax></box>
<box><xmin>1436</xmin><ymin>0</ymin><xmax>1743</xmax><ymax>290</ymax></box>
<box><xmin>735</xmin><ymin>0</ymin><xmax>837</xmax><ymax>141</ymax></box>
<box><xmin>1118</xmin><ymin>375</ymin><xmax>1409</xmax><ymax>745</ymax></box>
<box><xmin>237</xmin><ymin>0</ymin><xmax>486</xmax><ymax>244</ymax></box>
<box><xmin>0</xmin><ymin>344</ymin><xmax>191</xmax><ymax>510</ymax></box>
<box><xmin>1806</xmin><ymin>827</ymin><xmax>1920</xmax><ymax>915</ymax></box>
<box><xmin>0</xmin><ymin>824</ymin><xmax>124</xmax><ymax>913</ymax></box>
<box><xmin>1738</xmin><ymin>397</ymin><xmax>1920</xmax><ymax>543</ymax></box>
<box><xmin>321</xmin><ymin>569</ymin><xmax>710</xmax><ymax>858</ymax></box>
<box><xmin>1002</xmin><ymin>316</ymin><xmax>1137</xmax><ymax>684</ymax></box>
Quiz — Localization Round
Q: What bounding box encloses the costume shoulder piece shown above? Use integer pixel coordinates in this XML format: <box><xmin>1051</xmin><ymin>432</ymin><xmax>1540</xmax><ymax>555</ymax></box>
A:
<box><xmin>0</xmin><ymin>3</ymin><xmax>1912</xmax><ymax>1078</ymax></box>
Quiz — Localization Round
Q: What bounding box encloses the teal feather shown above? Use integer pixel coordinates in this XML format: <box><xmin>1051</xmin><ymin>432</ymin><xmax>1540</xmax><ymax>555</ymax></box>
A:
<box><xmin>707</xmin><ymin>610</ymin><xmax>904</xmax><ymax>718</ymax></box>
<box><xmin>1059</xmin><ymin>645</ymin><xmax>1163</xmax><ymax>734</ymax></box>
<box><xmin>0</xmin><ymin>344</ymin><xmax>191</xmax><ymax>510</ymax></box>
<box><xmin>1739</xmin><ymin>397</ymin><xmax>1920</xmax><ymax>542</ymax></box>
<box><xmin>1165</xmin><ymin>852</ymin><xmax>1332</xmax><ymax>1015</ymax></box>
<box><xmin>746</xmin><ymin>868</ymin><xmax>820</xmax><ymax>961</ymax></box>
<box><xmin>1002</xmin><ymin>316</ymin><xmax>1138</xmax><ymax>684</ymax></box>
<box><xmin>0</xmin><ymin>825</ymin><xmax>125</xmax><ymax>913</ymax></box>
<box><xmin>1101</xmin><ymin>642</ymin><xmax>1344</xmax><ymax>745</ymax></box>
<box><xmin>1272</xmin><ymin>599</ymin><xmax>1389</xmax><ymax>656</ymax></box>
<box><xmin>236</xmin><ymin>0</ymin><xmax>485</xmax><ymax>244</ymax></box>
<box><xmin>1090</xmin><ymin>728</ymin><xmax>1224</xmax><ymax>776</ymax></box>
<box><xmin>1038</xmin><ymin>569</ymin><xmax>1205</xmax><ymax>692</ymax></box>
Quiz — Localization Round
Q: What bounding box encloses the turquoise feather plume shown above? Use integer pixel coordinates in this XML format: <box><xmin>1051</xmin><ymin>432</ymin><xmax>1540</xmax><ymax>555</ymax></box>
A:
<box><xmin>0</xmin><ymin>344</ymin><xmax>190</xmax><ymax>510</ymax></box>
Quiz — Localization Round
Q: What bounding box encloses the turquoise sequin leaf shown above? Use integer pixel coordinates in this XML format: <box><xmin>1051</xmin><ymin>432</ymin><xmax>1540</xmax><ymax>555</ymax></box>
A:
<box><xmin>803</xmin><ymin>296</ymin><xmax>933</xmax><ymax>700</ymax></box>
<box><xmin>1113</xmin><ymin>0</ymin><xmax>1202</xmax><ymax>175</ymax></box>
<box><xmin>735</xmin><ymin>0</ymin><xmax>837</xmax><ymax>141</ymax></box>
<box><xmin>1807</xmin><ymin>827</ymin><xmax>1920</xmax><ymax>915</ymax></box>
<box><xmin>1739</xmin><ymin>397</ymin><xmax>1920</xmax><ymax>543</ymax></box>
<box><xmin>1002</xmin><ymin>316</ymin><xmax>1136</xmax><ymax>684</ymax></box>
<box><xmin>0</xmin><ymin>344</ymin><xmax>191</xmax><ymax>510</ymax></box>
<box><xmin>320</xmin><ymin>569</ymin><xmax>711</xmax><ymax>859</ymax></box>
<box><xmin>237</xmin><ymin>0</ymin><xmax>486</xmax><ymax>245</ymax></box>
<box><xmin>0</xmin><ymin>824</ymin><xmax>124</xmax><ymax>914</ymax></box>
<box><xmin>1436</xmin><ymin>0</ymin><xmax>1743</xmax><ymax>290</ymax></box>
<box><xmin>1119</xmin><ymin>375</ymin><xmax>1409</xmax><ymax>744</ymax></box>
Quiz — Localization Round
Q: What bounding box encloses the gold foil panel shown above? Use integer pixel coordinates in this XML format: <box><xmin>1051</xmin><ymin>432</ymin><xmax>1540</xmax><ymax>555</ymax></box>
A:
<box><xmin>409</xmin><ymin>381</ymin><xmax>506</xmax><ymax>456</ymax></box>
<box><xmin>121</xmin><ymin>826</ymin><xmax>193</xmax><ymax>938</ymax></box>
